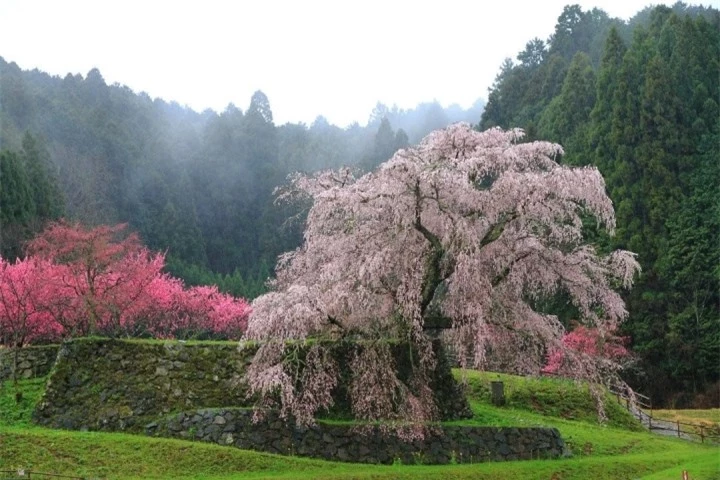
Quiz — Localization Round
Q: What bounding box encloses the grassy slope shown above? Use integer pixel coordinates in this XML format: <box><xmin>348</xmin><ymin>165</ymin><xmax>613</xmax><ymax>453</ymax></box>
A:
<box><xmin>1</xmin><ymin>372</ymin><xmax>718</xmax><ymax>480</ymax></box>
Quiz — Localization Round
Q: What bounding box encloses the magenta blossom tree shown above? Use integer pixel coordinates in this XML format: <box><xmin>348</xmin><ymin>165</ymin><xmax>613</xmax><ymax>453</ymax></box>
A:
<box><xmin>0</xmin><ymin>257</ymin><xmax>63</xmax><ymax>347</ymax></box>
<box><xmin>245</xmin><ymin>123</ymin><xmax>640</xmax><ymax>430</ymax></box>
<box><xmin>542</xmin><ymin>325</ymin><xmax>630</xmax><ymax>377</ymax></box>
<box><xmin>1</xmin><ymin>221</ymin><xmax>252</xmax><ymax>343</ymax></box>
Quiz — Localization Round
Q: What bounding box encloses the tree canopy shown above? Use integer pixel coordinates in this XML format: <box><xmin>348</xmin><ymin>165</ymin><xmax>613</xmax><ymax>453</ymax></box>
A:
<box><xmin>479</xmin><ymin>4</ymin><xmax>719</xmax><ymax>407</ymax></box>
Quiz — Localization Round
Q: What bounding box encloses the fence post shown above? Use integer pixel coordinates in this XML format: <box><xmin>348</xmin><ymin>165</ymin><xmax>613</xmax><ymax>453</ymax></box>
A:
<box><xmin>700</xmin><ymin>426</ymin><xmax>704</xmax><ymax>443</ymax></box>
<box><xmin>677</xmin><ymin>420</ymin><xmax>681</xmax><ymax>437</ymax></box>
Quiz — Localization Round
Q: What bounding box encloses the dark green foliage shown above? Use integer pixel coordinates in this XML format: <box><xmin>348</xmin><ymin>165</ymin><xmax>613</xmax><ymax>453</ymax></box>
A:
<box><xmin>164</xmin><ymin>255</ymin><xmax>269</xmax><ymax>300</ymax></box>
<box><xmin>479</xmin><ymin>4</ymin><xmax>719</xmax><ymax>407</ymax></box>
<box><xmin>0</xmin><ymin>134</ymin><xmax>64</xmax><ymax>258</ymax></box>
<box><xmin>21</xmin><ymin>133</ymin><xmax>64</xmax><ymax>221</ymax></box>
<box><xmin>537</xmin><ymin>52</ymin><xmax>596</xmax><ymax>162</ymax></box>
<box><xmin>131</xmin><ymin>169</ymin><xmax>208</xmax><ymax>266</ymax></box>
<box><xmin>600</xmin><ymin>10</ymin><xmax>719</xmax><ymax>406</ymax></box>
<box><xmin>0</xmin><ymin>149</ymin><xmax>35</xmax><ymax>258</ymax></box>
<box><xmin>657</xmin><ymin>130</ymin><xmax>720</xmax><ymax>406</ymax></box>
<box><xmin>480</xmin><ymin>5</ymin><xmax>622</xmax><ymax>132</ymax></box>
<box><xmin>548</xmin><ymin>6</ymin><xmax>617</xmax><ymax>66</ymax></box>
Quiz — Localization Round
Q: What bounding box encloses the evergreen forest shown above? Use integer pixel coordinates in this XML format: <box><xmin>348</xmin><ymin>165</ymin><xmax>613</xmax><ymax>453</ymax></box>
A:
<box><xmin>0</xmin><ymin>2</ymin><xmax>717</xmax><ymax>408</ymax></box>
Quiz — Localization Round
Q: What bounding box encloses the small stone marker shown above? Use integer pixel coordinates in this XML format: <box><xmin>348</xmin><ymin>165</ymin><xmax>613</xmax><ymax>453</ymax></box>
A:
<box><xmin>491</xmin><ymin>381</ymin><xmax>505</xmax><ymax>406</ymax></box>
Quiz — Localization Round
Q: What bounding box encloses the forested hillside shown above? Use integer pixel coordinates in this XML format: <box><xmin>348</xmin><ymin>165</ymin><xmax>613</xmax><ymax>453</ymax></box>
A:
<box><xmin>0</xmin><ymin>2</ymin><xmax>717</xmax><ymax>408</ymax></box>
<box><xmin>0</xmin><ymin>59</ymin><xmax>482</xmax><ymax>298</ymax></box>
<box><xmin>481</xmin><ymin>3</ymin><xmax>719</xmax><ymax>407</ymax></box>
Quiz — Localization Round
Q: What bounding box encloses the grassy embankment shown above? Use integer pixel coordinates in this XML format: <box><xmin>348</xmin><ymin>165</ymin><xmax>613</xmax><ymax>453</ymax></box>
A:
<box><xmin>0</xmin><ymin>368</ymin><xmax>718</xmax><ymax>479</ymax></box>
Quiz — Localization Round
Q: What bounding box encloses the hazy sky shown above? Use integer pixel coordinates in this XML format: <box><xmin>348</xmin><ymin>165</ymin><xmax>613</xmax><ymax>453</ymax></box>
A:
<box><xmin>0</xmin><ymin>0</ymin><xmax>694</xmax><ymax>126</ymax></box>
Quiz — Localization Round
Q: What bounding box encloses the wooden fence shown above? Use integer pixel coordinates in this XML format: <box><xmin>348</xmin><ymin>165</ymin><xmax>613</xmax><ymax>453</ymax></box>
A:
<box><xmin>610</xmin><ymin>387</ymin><xmax>720</xmax><ymax>444</ymax></box>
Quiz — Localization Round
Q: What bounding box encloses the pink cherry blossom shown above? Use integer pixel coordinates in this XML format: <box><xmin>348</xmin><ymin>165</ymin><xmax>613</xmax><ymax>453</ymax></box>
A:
<box><xmin>246</xmin><ymin>123</ymin><xmax>640</xmax><ymax>430</ymax></box>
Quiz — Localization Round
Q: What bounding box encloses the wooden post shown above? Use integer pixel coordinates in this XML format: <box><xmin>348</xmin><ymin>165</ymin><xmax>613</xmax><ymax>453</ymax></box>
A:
<box><xmin>677</xmin><ymin>420</ymin><xmax>681</xmax><ymax>437</ymax></box>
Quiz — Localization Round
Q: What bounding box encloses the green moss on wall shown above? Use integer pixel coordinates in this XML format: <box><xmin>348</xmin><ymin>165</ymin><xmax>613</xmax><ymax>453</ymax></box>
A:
<box><xmin>32</xmin><ymin>337</ymin><xmax>470</xmax><ymax>432</ymax></box>
<box><xmin>33</xmin><ymin>338</ymin><xmax>254</xmax><ymax>432</ymax></box>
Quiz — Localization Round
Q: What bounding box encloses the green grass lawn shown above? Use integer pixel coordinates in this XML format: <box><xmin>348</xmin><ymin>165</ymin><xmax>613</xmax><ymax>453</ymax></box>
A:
<box><xmin>1</xmin><ymin>372</ymin><xmax>718</xmax><ymax>479</ymax></box>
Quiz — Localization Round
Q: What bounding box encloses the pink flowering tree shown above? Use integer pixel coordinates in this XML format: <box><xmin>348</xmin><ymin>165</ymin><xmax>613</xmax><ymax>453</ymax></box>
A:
<box><xmin>25</xmin><ymin>221</ymin><xmax>158</xmax><ymax>336</ymax></box>
<box><xmin>542</xmin><ymin>325</ymin><xmax>631</xmax><ymax>376</ymax></box>
<box><xmin>19</xmin><ymin>221</ymin><xmax>251</xmax><ymax>340</ymax></box>
<box><xmin>0</xmin><ymin>257</ymin><xmax>63</xmax><ymax>390</ymax></box>
<box><xmin>0</xmin><ymin>257</ymin><xmax>63</xmax><ymax>347</ymax></box>
<box><xmin>245</xmin><ymin>123</ymin><xmax>640</xmax><ymax>429</ymax></box>
<box><xmin>144</xmin><ymin>283</ymin><xmax>251</xmax><ymax>340</ymax></box>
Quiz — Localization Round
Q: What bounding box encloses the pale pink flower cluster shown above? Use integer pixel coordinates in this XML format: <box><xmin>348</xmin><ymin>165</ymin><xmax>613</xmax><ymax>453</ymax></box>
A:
<box><xmin>246</xmin><ymin>123</ymin><xmax>640</xmax><ymax>429</ymax></box>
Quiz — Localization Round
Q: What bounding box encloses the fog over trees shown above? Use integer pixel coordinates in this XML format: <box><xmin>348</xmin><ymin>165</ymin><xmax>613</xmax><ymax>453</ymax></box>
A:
<box><xmin>0</xmin><ymin>60</ymin><xmax>483</xmax><ymax>298</ymax></box>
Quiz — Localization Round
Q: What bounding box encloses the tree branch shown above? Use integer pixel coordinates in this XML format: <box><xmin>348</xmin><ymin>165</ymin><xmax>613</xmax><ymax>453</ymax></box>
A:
<box><xmin>412</xmin><ymin>179</ymin><xmax>448</xmax><ymax>316</ymax></box>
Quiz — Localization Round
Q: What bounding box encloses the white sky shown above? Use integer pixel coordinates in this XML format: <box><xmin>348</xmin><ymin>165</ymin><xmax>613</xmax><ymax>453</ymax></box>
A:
<box><xmin>0</xmin><ymin>0</ymin><xmax>699</xmax><ymax>127</ymax></box>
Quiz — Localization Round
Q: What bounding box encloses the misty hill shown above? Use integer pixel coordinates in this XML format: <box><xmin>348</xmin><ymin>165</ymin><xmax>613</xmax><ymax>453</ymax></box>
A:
<box><xmin>0</xmin><ymin>56</ymin><xmax>483</xmax><ymax>295</ymax></box>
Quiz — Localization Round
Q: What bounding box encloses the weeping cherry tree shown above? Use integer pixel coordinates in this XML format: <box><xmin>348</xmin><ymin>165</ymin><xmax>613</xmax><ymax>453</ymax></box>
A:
<box><xmin>245</xmin><ymin>123</ymin><xmax>640</xmax><ymax>432</ymax></box>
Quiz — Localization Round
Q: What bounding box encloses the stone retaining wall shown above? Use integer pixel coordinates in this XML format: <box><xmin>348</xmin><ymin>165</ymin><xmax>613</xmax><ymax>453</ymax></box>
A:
<box><xmin>0</xmin><ymin>345</ymin><xmax>59</xmax><ymax>381</ymax></box>
<box><xmin>146</xmin><ymin>408</ymin><xmax>566</xmax><ymax>465</ymax></box>
<box><xmin>26</xmin><ymin>338</ymin><xmax>567</xmax><ymax>465</ymax></box>
<box><xmin>33</xmin><ymin>338</ymin><xmax>470</xmax><ymax>432</ymax></box>
<box><xmin>33</xmin><ymin>339</ymin><xmax>252</xmax><ymax>431</ymax></box>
